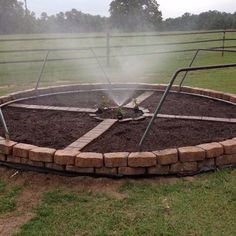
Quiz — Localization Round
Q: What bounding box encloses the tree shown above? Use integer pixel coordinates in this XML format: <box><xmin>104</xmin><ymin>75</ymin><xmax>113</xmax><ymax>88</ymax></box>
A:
<box><xmin>109</xmin><ymin>0</ymin><xmax>162</xmax><ymax>31</ymax></box>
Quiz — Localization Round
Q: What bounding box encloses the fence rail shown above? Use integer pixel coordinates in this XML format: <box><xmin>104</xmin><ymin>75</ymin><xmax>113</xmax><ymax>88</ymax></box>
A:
<box><xmin>0</xmin><ymin>30</ymin><xmax>236</xmax><ymax>66</ymax></box>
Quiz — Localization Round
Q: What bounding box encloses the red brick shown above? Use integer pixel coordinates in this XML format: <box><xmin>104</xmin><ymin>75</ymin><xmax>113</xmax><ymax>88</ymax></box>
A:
<box><xmin>0</xmin><ymin>140</ymin><xmax>17</xmax><ymax>155</ymax></box>
<box><xmin>29</xmin><ymin>147</ymin><xmax>56</xmax><ymax>163</ymax></box>
<box><xmin>54</xmin><ymin>150</ymin><xmax>78</xmax><ymax>165</ymax></box>
<box><xmin>198</xmin><ymin>159</ymin><xmax>215</xmax><ymax>169</ymax></box>
<box><xmin>170</xmin><ymin>162</ymin><xmax>198</xmax><ymax>173</ymax></box>
<box><xmin>0</xmin><ymin>153</ymin><xmax>6</xmax><ymax>161</ymax></box>
<box><xmin>118</xmin><ymin>167</ymin><xmax>146</xmax><ymax>176</ymax></box>
<box><xmin>219</xmin><ymin>139</ymin><xmax>236</xmax><ymax>154</ymax></box>
<box><xmin>13</xmin><ymin>143</ymin><xmax>36</xmax><ymax>158</ymax></box>
<box><xmin>197</xmin><ymin>142</ymin><xmax>223</xmax><ymax>158</ymax></box>
<box><xmin>128</xmin><ymin>152</ymin><xmax>156</xmax><ymax>167</ymax></box>
<box><xmin>27</xmin><ymin>160</ymin><xmax>44</xmax><ymax>168</ymax></box>
<box><xmin>147</xmin><ymin>165</ymin><xmax>170</xmax><ymax>175</ymax></box>
<box><xmin>104</xmin><ymin>152</ymin><xmax>128</xmax><ymax>167</ymax></box>
<box><xmin>95</xmin><ymin>167</ymin><xmax>117</xmax><ymax>175</ymax></box>
<box><xmin>45</xmin><ymin>163</ymin><xmax>65</xmax><ymax>171</ymax></box>
<box><xmin>66</xmin><ymin>165</ymin><xmax>94</xmax><ymax>174</ymax></box>
<box><xmin>179</xmin><ymin>146</ymin><xmax>205</xmax><ymax>162</ymax></box>
<box><xmin>7</xmin><ymin>155</ymin><xmax>21</xmax><ymax>164</ymax></box>
<box><xmin>75</xmin><ymin>153</ymin><xmax>103</xmax><ymax>168</ymax></box>
<box><xmin>216</xmin><ymin>154</ymin><xmax>236</xmax><ymax>166</ymax></box>
<box><xmin>154</xmin><ymin>149</ymin><xmax>178</xmax><ymax>165</ymax></box>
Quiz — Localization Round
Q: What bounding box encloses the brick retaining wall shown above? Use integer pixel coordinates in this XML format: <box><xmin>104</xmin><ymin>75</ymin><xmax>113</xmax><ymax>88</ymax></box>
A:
<box><xmin>0</xmin><ymin>83</ymin><xmax>236</xmax><ymax>177</ymax></box>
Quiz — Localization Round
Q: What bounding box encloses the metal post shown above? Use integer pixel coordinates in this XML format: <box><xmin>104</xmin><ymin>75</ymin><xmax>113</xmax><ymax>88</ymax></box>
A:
<box><xmin>179</xmin><ymin>49</ymin><xmax>200</xmax><ymax>91</ymax></box>
<box><xmin>35</xmin><ymin>50</ymin><xmax>50</xmax><ymax>91</ymax></box>
<box><xmin>106</xmin><ymin>31</ymin><xmax>110</xmax><ymax>67</ymax></box>
<box><xmin>90</xmin><ymin>48</ymin><xmax>112</xmax><ymax>87</ymax></box>
<box><xmin>222</xmin><ymin>31</ymin><xmax>226</xmax><ymax>57</ymax></box>
<box><xmin>0</xmin><ymin>108</ymin><xmax>9</xmax><ymax>139</ymax></box>
<box><xmin>139</xmin><ymin>63</ymin><xmax>236</xmax><ymax>147</ymax></box>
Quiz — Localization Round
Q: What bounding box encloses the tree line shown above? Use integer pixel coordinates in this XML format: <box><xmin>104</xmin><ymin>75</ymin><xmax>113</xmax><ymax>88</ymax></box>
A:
<box><xmin>0</xmin><ymin>0</ymin><xmax>236</xmax><ymax>35</ymax></box>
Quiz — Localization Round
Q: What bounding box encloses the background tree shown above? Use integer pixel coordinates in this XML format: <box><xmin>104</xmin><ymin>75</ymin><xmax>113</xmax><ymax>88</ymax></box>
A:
<box><xmin>109</xmin><ymin>0</ymin><xmax>162</xmax><ymax>31</ymax></box>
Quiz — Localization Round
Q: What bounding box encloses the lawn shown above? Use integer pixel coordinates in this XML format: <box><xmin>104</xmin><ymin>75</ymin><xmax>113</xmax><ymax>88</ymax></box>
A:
<box><xmin>0</xmin><ymin>31</ymin><xmax>236</xmax><ymax>235</ymax></box>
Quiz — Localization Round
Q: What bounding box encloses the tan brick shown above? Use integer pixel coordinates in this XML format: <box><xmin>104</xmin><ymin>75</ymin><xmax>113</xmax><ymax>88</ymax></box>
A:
<box><xmin>54</xmin><ymin>150</ymin><xmax>78</xmax><ymax>165</ymax></box>
<box><xmin>45</xmin><ymin>163</ymin><xmax>65</xmax><ymax>171</ymax></box>
<box><xmin>13</xmin><ymin>143</ymin><xmax>36</xmax><ymax>158</ymax></box>
<box><xmin>75</xmin><ymin>153</ymin><xmax>103</xmax><ymax>168</ymax></box>
<box><xmin>95</xmin><ymin>167</ymin><xmax>117</xmax><ymax>175</ymax></box>
<box><xmin>216</xmin><ymin>154</ymin><xmax>236</xmax><ymax>166</ymax></box>
<box><xmin>118</xmin><ymin>167</ymin><xmax>146</xmax><ymax>176</ymax></box>
<box><xmin>128</xmin><ymin>152</ymin><xmax>156</xmax><ymax>167</ymax></box>
<box><xmin>0</xmin><ymin>140</ymin><xmax>17</xmax><ymax>155</ymax></box>
<box><xmin>197</xmin><ymin>142</ymin><xmax>223</xmax><ymax>158</ymax></box>
<box><xmin>154</xmin><ymin>149</ymin><xmax>178</xmax><ymax>165</ymax></box>
<box><xmin>219</xmin><ymin>139</ymin><xmax>236</xmax><ymax>154</ymax></box>
<box><xmin>29</xmin><ymin>147</ymin><xmax>56</xmax><ymax>163</ymax></box>
<box><xmin>147</xmin><ymin>165</ymin><xmax>170</xmax><ymax>175</ymax></box>
<box><xmin>7</xmin><ymin>156</ymin><xmax>21</xmax><ymax>164</ymax></box>
<box><xmin>104</xmin><ymin>152</ymin><xmax>128</xmax><ymax>167</ymax></box>
<box><xmin>198</xmin><ymin>159</ymin><xmax>215</xmax><ymax>169</ymax></box>
<box><xmin>66</xmin><ymin>165</ymin><xmax>94</xmax><ymax>174</ymax></box>
<box><xmin>170</xmin><ymin>162</ymin><xmax>198</xmax><ymax>173</ymax></box>
<box><xmin>0</xmin><ymin>153</ymin><xmax>6</xmax><ymax>161</ymax></box>
<box><xmin>27</xmin><ymin>160</ymin><xmax>44</xmax><ymax>168</ymax></box>
<box><xmin>179</xmin><ymin>146</ymin><xmax>205</xmax><ymax>162</ymax></box>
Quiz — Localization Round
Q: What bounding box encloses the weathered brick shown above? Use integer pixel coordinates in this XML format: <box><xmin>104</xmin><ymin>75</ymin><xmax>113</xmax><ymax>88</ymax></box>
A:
<box><xmin>27</xmin><ymin>160</ymin><xmax>44</xmax><ymax>167</ymax></box>
<box><xmin>13</xmin><ymin>143</ymin><xmax>36</xmax><ymax>158</ymax></box>
<box><xmin>54</xmin><ymin>150</ymin><xmax>78</xmax><ymax>165</ymax></box>
<box><xmin>179</xmin><ymin>146</ymin><xmax>205</xmax><ymax>162</ymax></box>
<box><xmin>7</xmin><ymin>155</ymin><xmax>21</xmax><ymax>164</ymax></box>
<box><xmin>0</xmin><ymin>153</ymin><xmax>6</xmax><ymax>161</ymax></box>
<box><xmin>0</xmin><ymin>140</ymin><xmax>17</xmax><ymax>155</ymax></box>
<box><xmin>29</xmin><ymin>147</ymin><xmax>56</xmax><ymax>163</ymax></box>
<box><xmin>104</xmin><ymin>152</ymin><xmax>128</xmax><ymax>167</ymax></box>
<box><xmin>128</xmin><ymin>152</ymin><xmax>156</xmax><ymax>167</ymax></box>
<box><xmin>45</xmin><ymin>163</ymin><xmax>65</xmax><ymax>171</ymax></box>
<box><xmin>66</xmin><ymin>165</ymin><xmax>94</xmax><ymax>174</ymax></box>
<box><xmin>170</xmin><ymin>162</ymin><xmax>198</xmax><ymax>173</ymax></box>
<box><xmin>147</xmin><ymin>165</ymin><xmax>170</xmax><ymax>175</ymax></box>
<box><xmin>118</xmin><ymin>167</ymin><xmax>146</xmax><ymax>176</ymax></box>
<box><xmin>154</xmin><ymin>149</ymin><xmax>178</xmax><ymax>165</ymax></box>
<box><xmin>197</xmin><ymin>142</ymin><xmax>223</xmax><ymax>158</ymax></box>
<box><xmin>75</xmin><ymin>153</ymin><xmax>103</xmax><ymax>168</ymax></box>
<box><xmin>95</xmin><ymin>167</ymin><xmax>118</xmax><ymax>175</ymax></box>
<box><xmin>198</xmin><ymin>158</ymin><xmax>215</xmax><ymax>169</ymax></box>
<box><xmin>216</xmin><ymin>154</ymin><xmax>236</xmax><ymax>166</ymax></box>
<box><xmin>219</xmin><ymin>139</ymin><xmax>236</xmax><ymax>154</ymax></box>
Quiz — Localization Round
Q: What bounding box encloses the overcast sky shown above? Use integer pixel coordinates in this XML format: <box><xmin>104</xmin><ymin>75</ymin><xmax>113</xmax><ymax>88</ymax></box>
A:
<box><xmin>25</xmin><ymin>0</ymin><xmax>236</xmax><ymax>19</ymax></box>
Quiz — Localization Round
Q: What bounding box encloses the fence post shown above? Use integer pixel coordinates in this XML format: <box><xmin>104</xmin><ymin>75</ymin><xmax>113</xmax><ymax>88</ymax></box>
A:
<box><xmin>222</xmin><ymin>31</ymin><xmax>226</xmax><ymax>57</ymax></box>
<box><xmin>106</xmin><ymin>31</ymin><xmax>110</xmax><ymax>66</ymax></box>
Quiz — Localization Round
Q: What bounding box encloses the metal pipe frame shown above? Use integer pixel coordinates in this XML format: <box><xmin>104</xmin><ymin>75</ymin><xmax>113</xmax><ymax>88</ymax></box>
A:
<box><xmin>139</xmin><ymin>62</ymin><xmax>236</xmax><ymax>147</ymax></box>
<box><xmin>178</xmin><ymin>48</ymin><xmax>236</xmax><ymax>91</ymax></box>
<box><xmin>0</xmin><ymin>108</ymin><xmax>9</xmax><ymax>139</ymax></box>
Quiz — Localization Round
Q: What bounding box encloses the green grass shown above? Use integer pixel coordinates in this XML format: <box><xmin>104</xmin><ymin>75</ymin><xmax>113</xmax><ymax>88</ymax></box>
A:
<box><xmin>0</xmin><ymin>180</ymin><xmax>21</xmax><ymax>214</ymax></box>
<box><xmin>0</xmin><ymin>31</ymin><xmax>236</xmax><ymax>96</ymax></box>
<box><xmin>14</xmin><ymin>169</ymin><xmax>236</xmax><ymax>236</ymax></box>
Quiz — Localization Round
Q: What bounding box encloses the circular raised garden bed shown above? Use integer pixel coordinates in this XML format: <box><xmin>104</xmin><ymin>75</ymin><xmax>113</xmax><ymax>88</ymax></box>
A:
<box><xmin>0</xmin><ymin>83</ymin><xmax>236</xmax><ymax>177</ymax></box>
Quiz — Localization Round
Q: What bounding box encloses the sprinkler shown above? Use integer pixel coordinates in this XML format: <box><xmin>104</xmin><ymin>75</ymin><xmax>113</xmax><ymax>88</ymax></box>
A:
<box><xmin>132</xmin><ymin>98</ymin><xmax>140</xmax><ymax>113</ymax></box>
<box><xmin>116</xmin><ymin>107</ymin><xmax>124</xmax><ymax>120</ymax></box>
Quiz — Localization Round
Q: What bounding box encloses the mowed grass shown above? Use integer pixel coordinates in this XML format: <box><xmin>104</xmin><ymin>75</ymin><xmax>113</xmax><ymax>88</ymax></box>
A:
<box><xmin>13</xmin><ymin>169</ymin><xmax>236</xmax><ymax>236</ymax></box>
<box><xmin>0</xmin><ymin>31</ymin><xmax>236</xmax><ymax>96</ymax></box>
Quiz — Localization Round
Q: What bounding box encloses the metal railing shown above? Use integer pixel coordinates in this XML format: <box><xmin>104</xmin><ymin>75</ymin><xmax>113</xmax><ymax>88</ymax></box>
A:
<box><xmin>139</xmin><ymin>62</ymin><xmax>236</xmax><ymax>147</ymax></box>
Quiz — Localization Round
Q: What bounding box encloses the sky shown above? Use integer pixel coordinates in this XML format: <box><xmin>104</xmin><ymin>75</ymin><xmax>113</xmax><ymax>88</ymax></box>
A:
<box><xmin>24</xmin><ymin>0</ymin><xmax>236</xmax><ymax>19</ymax></box>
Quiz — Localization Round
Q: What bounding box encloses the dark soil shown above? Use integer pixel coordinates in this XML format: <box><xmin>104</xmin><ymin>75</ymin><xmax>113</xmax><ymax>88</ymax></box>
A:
<box><xmin>19</xmin><ymin>90</ymin><xmax>142</xmax><ymax>109</ymax></box>
<box><xmin>0</xmin><ymin>107</ymin><xmax>99</xmax><ymax>149</ymax></box>
<box><xmin>96</xmin><ymin>107</ymin><xmax>143</xmax><ymax>120</ymax></box>
<box><xmin>83</xmin><ymin>119</ymin><xmax>236</xmax><ymax>152</ymax></box>
<box><xmin>141</xmin><ymin>92</ymin><xmax>236</xmax><ymax>118</ymax></box>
